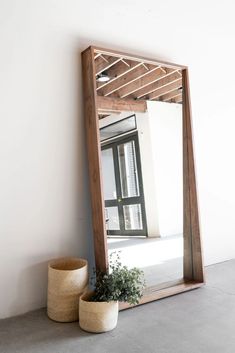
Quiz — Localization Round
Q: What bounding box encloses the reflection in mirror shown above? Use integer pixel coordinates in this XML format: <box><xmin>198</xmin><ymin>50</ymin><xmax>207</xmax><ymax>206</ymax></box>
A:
<box><xmin>96</xmin><ymin>53</ymin><xmax>184</xmax><ymax>290</ymax></box>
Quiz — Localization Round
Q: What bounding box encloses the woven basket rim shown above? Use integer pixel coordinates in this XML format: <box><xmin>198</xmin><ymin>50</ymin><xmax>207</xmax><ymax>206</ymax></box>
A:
<box><xmin>48</xmin><ymin>257</ymin><xmax>88</xmax><ymax>271</ymax></box>
<box><xmin>80</xmin><ymin>291</ymin><xmax>118</xmax><ymax>305</ymax></box>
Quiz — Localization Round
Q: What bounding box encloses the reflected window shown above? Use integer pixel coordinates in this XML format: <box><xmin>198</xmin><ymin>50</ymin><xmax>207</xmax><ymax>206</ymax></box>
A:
<box><xmin>100</xmin><ymin>115</ymin><xmax>136</xmax><ymax>142</ymax></box>
<box><xmin>101</xmin><ymin>148</ymin><xmax>117</xmax><ymax>200</ymax></box>
<box><xmin>118</xmin><ymin>140</ymin><xmax>140</xmax><ymax>198</ymax></box>
<box><xmin>123</xmin><ymin>204</ymin><xmax>143</xmax><ymax>230</ymax></box>
<box><xmin>105</xmin><ymin>207</ymin><xmax>120</xmax><ymax>230</ymax></box>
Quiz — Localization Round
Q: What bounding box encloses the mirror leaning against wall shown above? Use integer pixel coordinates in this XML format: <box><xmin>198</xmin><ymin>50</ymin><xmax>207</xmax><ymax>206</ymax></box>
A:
<box><xmin>82</xmin><ymin>46</ymin><xmax>204</xmax><ymax>308</ymax></box>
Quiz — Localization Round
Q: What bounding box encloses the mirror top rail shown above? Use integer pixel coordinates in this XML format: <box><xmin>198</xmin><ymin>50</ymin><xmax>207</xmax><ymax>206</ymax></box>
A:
<box><xmin>85</xmin><ymin>45</ymin><xmax>188</xmax><ymax>70</ymax></box>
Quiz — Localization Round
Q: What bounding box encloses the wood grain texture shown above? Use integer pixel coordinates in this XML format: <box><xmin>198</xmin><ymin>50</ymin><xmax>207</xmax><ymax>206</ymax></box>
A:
<box><xmin>182</xmin><ymin>68</ymin><xmax>205</xmax><ymax>283</ymax></box>
<box><xmin>119</xmin><ymin>281</ymin><xmax>204</xmax><ymax>310</ymax></box>
<box><xmin>147</xmin><ymin>75</ymin><xmax>182</xmax><ymax>100</ymax></box>
<box><xmin>99</xmin><ymin>64</ymin><xmax>157</xmax><ymax>97</ymax></box>
<box><xmin>95</xmin><ymin>55</ymin><xmax>121</xmax><ymax>75</ymax></box>
<box><xmin>162</xmin><ymin>89</ymin><xmax>182</xmax><ymax>102</ymax></box>
<box><xmin>93</xmin><ymin>46</ymin><xmax>187</xmax><ymax>70</ymax></box>
<box><xmin>118</xmin><ymin>67</ymin><xmax>177</xmax><ymax>98</ymax></box>
<box><xmin>174</xmin><ymin>94</ymin><xmax>182</xmax><ymax>103</ymax></box>
<box><xmin>96</xmin><ymin>60</ymin><xmax>142</xmax><ymax>91</ymax></box>
<box><xmin>97</xmin><ymin>96</ymin><xmax>147</xmax><ymax>113</ymax></box>
<box><xmin>183</xmin><ymin>69</ymin><xmax>194</xmax><ymax>280</ymax></box>
<box><xmin>82</xmin><ymin>47</ymin><xmax>108</xmax><ymax>272</ymax></box>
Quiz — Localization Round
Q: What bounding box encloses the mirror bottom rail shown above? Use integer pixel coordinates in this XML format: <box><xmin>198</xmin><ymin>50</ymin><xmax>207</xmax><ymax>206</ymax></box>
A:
<box><xmin>119</xmin><ymin>279</ymin><xmax>204</xmax><ymax>311</ymax></box>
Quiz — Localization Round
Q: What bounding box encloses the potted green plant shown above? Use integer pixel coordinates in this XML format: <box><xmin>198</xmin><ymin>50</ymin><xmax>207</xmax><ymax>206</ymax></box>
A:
<box><xmin>79</xmin><ymin>252</ymin><xmax>145</xmax><ymax>333</ymax></box>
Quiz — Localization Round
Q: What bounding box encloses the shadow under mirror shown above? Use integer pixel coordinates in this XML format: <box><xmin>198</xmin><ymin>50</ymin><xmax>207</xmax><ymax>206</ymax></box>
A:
<box><xmin>96</xmin><ymin>53</ymin><xmax>184</xmax><ymax>291</ymax></box>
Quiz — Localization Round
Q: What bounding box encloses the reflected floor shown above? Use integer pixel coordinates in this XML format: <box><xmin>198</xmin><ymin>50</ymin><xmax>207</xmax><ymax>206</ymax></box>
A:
<box><xmin>108</xmin><ymin>234</ymin><xmax>183</xmax><ymax>287</ymax></box>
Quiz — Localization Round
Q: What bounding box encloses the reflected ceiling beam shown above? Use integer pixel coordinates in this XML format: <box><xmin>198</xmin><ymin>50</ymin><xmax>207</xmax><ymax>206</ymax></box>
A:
<box><xmin>161</xmin><ymin>88</ymin><xmax>182</xmax><ymax>102</ymax></box>
<box><xmin>97</xmin><ymin>96</ymin><xmax>147</xmax><ymax>113</ymax></box>
<box><xmin>174</xmin><ymin>94</ymin><xmax>183</xmax><ymax>103</ymax></box>
<box><xmin>135</xmin><ymin>72</ymin><xmax>182</xmax><ymax>99</ymax></box>
<box><xmin>99</xmin><ymin>64</ymin><xmax>159</xmax><ymax>97</ymax></box>
<box><xmin>118</xmin><ymin>68</ymin><xmax>178</xmax><ymax>98</ymax></box>
<box><xmin>93</xmin><ymin>47</ymin><xmax>187</xmax><ymax>70</ymax></box>
<box><xmin>94</xmin><ymin>53</ymin><xmax>102</xmax><ymax>60</ymax></box>
<box><xmin>95</xmin><ymin>55</ymin><xmax>121</xmax><ymax>75</ymax></box>
<box><xmin>149</xmin><ymin>79</ymin><xmax>182</xmax><ymax>100</ymax></box>
<box><xmin>96</xmin><ymin>60</ymin><xmax>142</xmax><ymax>91</ymax></box>
<box><xmin>98</xmin><ymin>111</ymin><xmax>121</xmax><ymax>119</ymax></box>
<box><xmin>177</xmin><ymin>70</ymin><xmax>182</xmax><ymax>76</ymax></box>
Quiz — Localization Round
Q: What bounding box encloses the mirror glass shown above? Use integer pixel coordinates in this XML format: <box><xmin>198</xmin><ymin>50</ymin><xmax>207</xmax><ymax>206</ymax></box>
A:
<box><xmin>96</xmin><ymin>52</ymin><xmax>184</xmax><ymax>290</ymax></box>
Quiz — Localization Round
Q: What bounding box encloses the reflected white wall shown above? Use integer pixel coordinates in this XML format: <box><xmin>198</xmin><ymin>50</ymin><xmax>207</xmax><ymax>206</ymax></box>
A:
<box><xmin>147</xmin><ymin>101</ymin><xmax>183</xmax><ymax>236</ymax></box>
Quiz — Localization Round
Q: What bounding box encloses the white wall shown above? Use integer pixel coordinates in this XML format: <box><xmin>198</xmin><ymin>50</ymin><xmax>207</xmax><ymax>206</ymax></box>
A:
<box><xmin>1</xmin><ymin>0</ymin><xmax>235</xmax><ymax>318</ymax></box>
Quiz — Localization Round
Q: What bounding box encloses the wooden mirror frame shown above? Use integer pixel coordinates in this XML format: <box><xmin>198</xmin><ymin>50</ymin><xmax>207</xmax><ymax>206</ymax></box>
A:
<box><xmin>82</xmin><ymin>46</ymin><xmax>205</xmax><ymax>308</ymax></box>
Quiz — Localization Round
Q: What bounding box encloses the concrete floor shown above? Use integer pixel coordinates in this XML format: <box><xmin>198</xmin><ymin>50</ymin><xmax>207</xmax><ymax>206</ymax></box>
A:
<box><xmin>1</xmin><ymin>260</ymin><xmax>235</xmax><ymax>353</ymax></box>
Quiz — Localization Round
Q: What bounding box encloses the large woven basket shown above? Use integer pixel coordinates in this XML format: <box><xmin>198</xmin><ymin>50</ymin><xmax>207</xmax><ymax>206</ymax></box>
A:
<box><xmin>79</xmin><ymin>291</ymin><xmax>119</xmax><ymax>333</ymax></box>
<box><xmin>47</xmin><ymin>257</ymin><xmax>88</xmax><ymax>322</ymax></box>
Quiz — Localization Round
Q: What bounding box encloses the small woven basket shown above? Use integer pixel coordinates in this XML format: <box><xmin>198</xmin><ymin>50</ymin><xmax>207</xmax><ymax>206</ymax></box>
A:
<box><xmin>47</xmin><ymin>257</ymin><xmax>88</xmax><ymax>322</ymax></box>
<box><xmin>79</xmin><ymin>291</ymin><xmax>119</xmax><ymax>333</ymax></box>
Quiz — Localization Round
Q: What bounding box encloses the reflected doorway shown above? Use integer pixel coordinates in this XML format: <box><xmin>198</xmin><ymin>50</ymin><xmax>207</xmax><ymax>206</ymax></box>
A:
<box><xmin>101</xmin><ymin>132</ymin><xmax>147</xmax><ymax>236</ymax></box>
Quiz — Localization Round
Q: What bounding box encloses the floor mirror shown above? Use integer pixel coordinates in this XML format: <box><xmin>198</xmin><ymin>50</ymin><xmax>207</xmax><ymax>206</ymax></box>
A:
<box><xmin>82</xmin><ymin>46</ymin><xmax>204</xmax><ymax>309</ymax></box>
